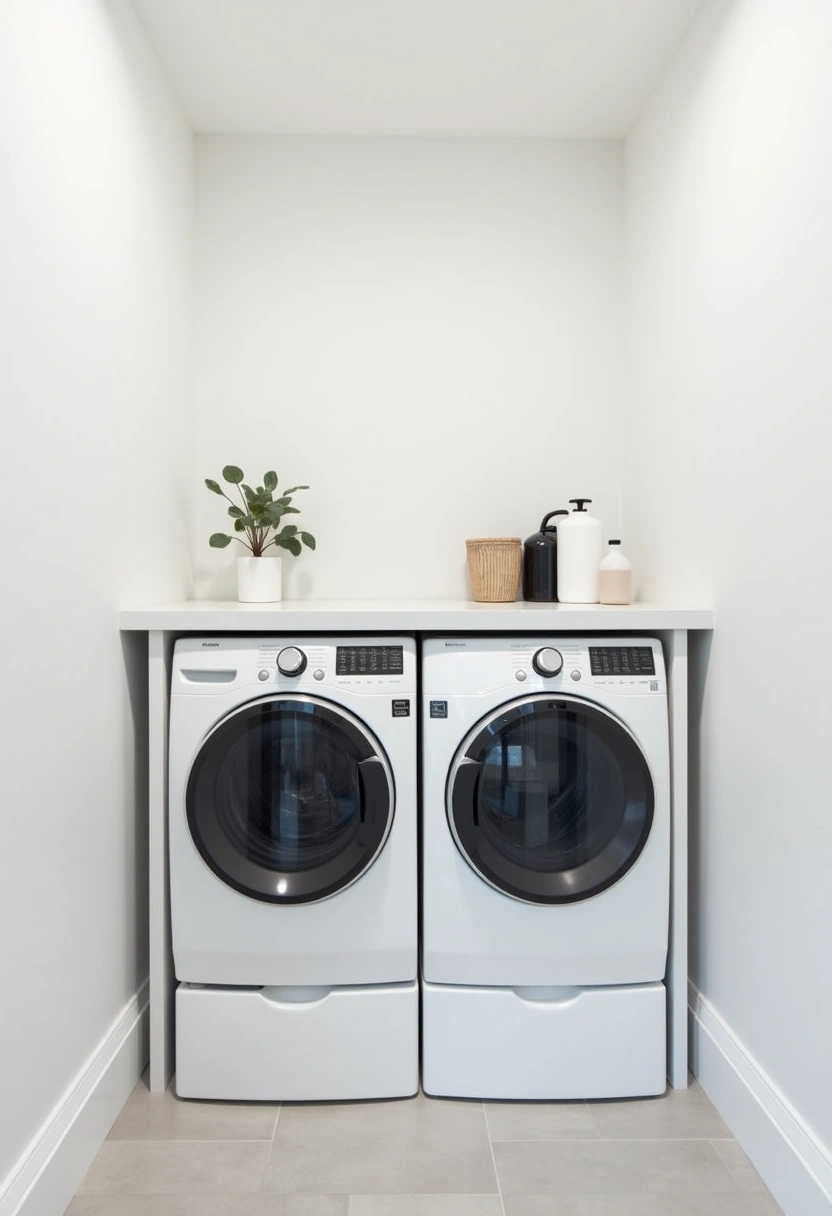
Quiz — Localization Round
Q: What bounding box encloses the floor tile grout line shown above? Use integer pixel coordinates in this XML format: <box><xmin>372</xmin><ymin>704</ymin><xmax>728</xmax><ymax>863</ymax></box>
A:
<box><xmin>482</xmin><ymin>1101</ymin><xmax>508</xmax><ymax>1216</ymax></box>
<box><xmin>488</xmin><ymin>1135</ymin><xmax>743</xmax><ymax>1145</ymax></box>
<box><xmin>256</xmin><ymin>1131</ymin><xmax>271</xmax><ymax>1195</ymax></box>
<box><xmin>100</xmin><ymin>1136</ymin><xmax>277</xmax><ymax>1144</ymax></box>
<box><xmin>585</xmin><ymin>1097</ymin><xmax>603</xmax><ymax>1140</ymax></box>
<box><xmin>486</xmin><ymin>1134</ymin><xmax>738</xmax><ymax>1142</ymax></box>
<box><xmin>710</xmin><ymin>1136</ymin><xmax>767</xmax><ymax>1192</ymax></box>
<box><xmin>260</xmin><ymin>1105</ymin><xmax>281</xmax><ymax>1181</ymax></box>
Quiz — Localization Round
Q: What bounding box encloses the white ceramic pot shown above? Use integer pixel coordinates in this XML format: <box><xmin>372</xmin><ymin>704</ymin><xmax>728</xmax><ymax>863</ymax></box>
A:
<box><xmin>237</xmin><ymin>556</ymin><xmax>282</xmax><ymax>603</ymax></box>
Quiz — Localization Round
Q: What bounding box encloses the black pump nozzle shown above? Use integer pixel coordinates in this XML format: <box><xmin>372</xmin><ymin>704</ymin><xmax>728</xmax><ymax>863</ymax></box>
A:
<box><xmin>540</xmin><ymin>510</ymin><xmax>568</xmax><ymax>532</ymax></box>
<box><xmin>569</xmin><ymin>498</ymin><xmax>592</xmax><ymax>512</ymax></box>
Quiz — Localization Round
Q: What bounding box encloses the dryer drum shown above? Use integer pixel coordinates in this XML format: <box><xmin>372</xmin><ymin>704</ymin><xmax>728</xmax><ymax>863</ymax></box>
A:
<box><xmin>187</xmin><ymin>695</ymin><xmax>394</xmax><ymax>904</ymax></box>
<box><xmin>448</xmin><ymin>696</ymin><xmax>654</xmax><ymax>904</ymax></box>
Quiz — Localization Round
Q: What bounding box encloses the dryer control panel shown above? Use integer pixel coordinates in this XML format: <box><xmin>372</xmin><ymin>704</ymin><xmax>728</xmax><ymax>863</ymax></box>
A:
<box><xmin>588</xmin><ymin>646</ymin><xmax>656</xmax><ymax>677</ymax></box>
<box><xmin>509</xmin><ymin>638</ymin><xmax>664</xmax><ymax>694</ymax></box>
<box><xmin>420</xmin><ymin>636</ymin><xmax>665</xmax><ymax>697</ymax></box>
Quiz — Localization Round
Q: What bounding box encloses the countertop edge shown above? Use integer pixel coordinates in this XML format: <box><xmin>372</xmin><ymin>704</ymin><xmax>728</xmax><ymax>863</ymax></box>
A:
<box><xmin>119</xmin><ymin>600</ymin><xmax>714</xmax><ymax>631</ymax></box>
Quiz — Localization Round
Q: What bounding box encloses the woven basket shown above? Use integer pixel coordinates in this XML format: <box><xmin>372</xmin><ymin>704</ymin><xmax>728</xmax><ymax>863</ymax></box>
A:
<box><xmin>465</xmin><ymin>537</ymin><xmax>522</xmax><ymax>602</ymax></box>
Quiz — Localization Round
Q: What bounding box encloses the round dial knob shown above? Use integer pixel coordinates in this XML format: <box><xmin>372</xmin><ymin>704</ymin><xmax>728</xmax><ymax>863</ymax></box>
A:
<box><xmin>532</xmin><ymin>647</ymin><xmax>563</xmax><ymax>678</ymax></box>
<box><xmin>277</xmin><ymin>646</ymin><xmax>307</xmax><ymax>677</ymax></box>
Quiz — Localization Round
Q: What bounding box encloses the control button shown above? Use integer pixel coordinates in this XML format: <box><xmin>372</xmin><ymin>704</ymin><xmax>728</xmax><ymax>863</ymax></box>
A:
<box><xmin>257</xmin><ymin>670</ymin><xmax>270</xmax><ymax>682</ymax></box>
<box><xmin>571</xmin><ymin>669</ymin><xmax>582</xmax><ymax>681</ymax></box>
<box><xmin>313</xmin><ymin>669</ymin><xmax>325</xmax><ymax>681</ymax></box>
<box><xmin>515</xmin><ymin>670</ymin><xmax>527</xmax><ymax>682</ymax></box>
<box><xmin>277</xmin><ymin>646</ymin><xmax>307</xmax><ymax>677</ymax></box>
<box><xmin>532</xmin><ymin>647</ymin><xmax>563</xmax><ymax>678</ymax></box>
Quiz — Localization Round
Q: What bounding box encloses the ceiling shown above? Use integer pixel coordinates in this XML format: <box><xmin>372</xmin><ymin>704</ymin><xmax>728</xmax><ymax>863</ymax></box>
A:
<box><xmin>130</xmin><ymin>0</ymin><xmax>702</xmax><ymax>138</ymax></box>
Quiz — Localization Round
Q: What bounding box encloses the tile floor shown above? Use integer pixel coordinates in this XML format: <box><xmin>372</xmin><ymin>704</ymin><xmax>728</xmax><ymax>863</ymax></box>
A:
<box><xmin>67</xmin><ymin>1074</ymin><xmax>783</xmax><ymax>1215</ymax></box>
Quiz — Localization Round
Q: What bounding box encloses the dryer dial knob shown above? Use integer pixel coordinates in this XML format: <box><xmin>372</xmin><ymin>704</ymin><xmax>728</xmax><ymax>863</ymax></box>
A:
<box><xmin>277</xmin><ymin>646</ymin><xmax>307</xmax><ymax>677</ymax></box>
<box><xmin>532</xmin><ymin>647</ymin><xmax>563</xmax><ymax>678</ymax></box>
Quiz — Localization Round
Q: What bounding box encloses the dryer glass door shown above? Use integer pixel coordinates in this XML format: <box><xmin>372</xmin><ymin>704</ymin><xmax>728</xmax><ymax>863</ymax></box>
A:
<box><xmin>186</xmin><ymin>696</ymin><xmax>393</xmax><ymax>904</ymax></box>
<box><xmin>448</xmin><ymin>695</ymin><xmax>654</xmax><ymax>904</ymax></box>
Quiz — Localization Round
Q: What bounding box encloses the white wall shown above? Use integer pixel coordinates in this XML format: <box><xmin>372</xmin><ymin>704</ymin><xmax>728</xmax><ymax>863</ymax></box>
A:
<box><xmin>625</xmin><ymin>0</ymin><xmax>832</xmax><ymax>1192</ymax></box>
<box><xmin>0</xmin><ymin>0</ymin><xmax>192</xmax><ymax>1200</ymax></box>
<box><xmin>194</xmin><ymin>136</ymin><xmax>624</xmax><ymax>599</ymax></box>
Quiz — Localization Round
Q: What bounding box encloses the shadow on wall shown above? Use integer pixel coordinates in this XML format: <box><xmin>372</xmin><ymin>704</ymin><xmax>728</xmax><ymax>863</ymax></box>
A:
<box><xmin>687</xmin><ymin>629</ymin><xmax>713</xmax><ymax>993</ymax></box>
<box><xmin>121</xmin><ymin>630</ymin><xmax>150</xmax><ymax>998</ymax></box>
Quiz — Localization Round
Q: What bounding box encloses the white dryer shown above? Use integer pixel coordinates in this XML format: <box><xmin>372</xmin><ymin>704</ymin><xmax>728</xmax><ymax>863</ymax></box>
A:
<box><xmin>169</xmin><ymin>636</ymin><xmax>417</xmax><ymax>1101</ymax></box>
<box><xmin>421</xmin><ymin>635</ymin><xmax>670</xmax><ymax>1100</ymax></box>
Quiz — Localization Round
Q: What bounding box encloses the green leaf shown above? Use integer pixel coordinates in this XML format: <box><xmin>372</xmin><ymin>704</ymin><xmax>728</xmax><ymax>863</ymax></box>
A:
<box><xmin>227</xmin><ymin>505</ymin><xmax>244</xmax><ymax>519</ymax></box>
<box><xmin>300</xmin><ymin>532</ymin><xmax>316</xmax><ymax>550</ymax></box>
<box><xmin>284</xmin><ymin>537</ymin><xmax>302</xmax><ymax>557</ymax></box>
<box><xmin>278</xmin><ymin>524</ymin><xmax>298</xmax><ymax>537</ymax></box>
<box><xmin>281</xmin><ymin>506</ymin><xmax>300</xmax><ymax>515</ymax></box>
<box><xmin>263</xmin><ymin>471</ymin><xmax>278</xmax><ymax>492</ymax></box>
<box><xmin>222</xmin><ymin>465</ymin><xmax>244</xmax><ymax>484</ymax></box>
<box><xmin>205</xmin><ymin>479</ymin><xmax>224</xmax><ymax>495</ymax></box>
<box><xmin>209</xmin><ymin>532</ymin><xmax>233</xmax><ymax>548</ymax></box>
<box><xmin>281</xmin><ymin>485</ymin><xmax>309</xmax><ymax>495</ymax></box>
<box><xmin>242</xmin><ymin>483</ymin><xmax>257</xmax><ymax>504</ymax></box>
<box><xmin>233</xmin><ymin>518</ymin><xmax>247</xmax><ymax>532</ymax></box>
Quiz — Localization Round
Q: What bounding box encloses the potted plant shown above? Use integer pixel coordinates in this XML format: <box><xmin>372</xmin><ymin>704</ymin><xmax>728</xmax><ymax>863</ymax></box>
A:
<box><xmin>206</xmin><ymin>465</ymin><xmax>316</xmax><ymax>602</ymax></box>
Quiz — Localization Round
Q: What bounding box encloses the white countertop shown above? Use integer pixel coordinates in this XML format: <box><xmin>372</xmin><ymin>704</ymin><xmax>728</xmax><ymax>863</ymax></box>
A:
<box><xmin>119</xmin><ymin>599</ymin><xmax>713</xmax><ymax>632</ymax></box>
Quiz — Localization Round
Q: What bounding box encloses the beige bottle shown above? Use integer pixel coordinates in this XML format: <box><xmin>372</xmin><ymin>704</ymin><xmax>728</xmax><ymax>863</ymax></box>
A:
<box><xmin>598</xmin><ymin>540</ymin><xmax>632</xmax><ymax>605</ymax></box>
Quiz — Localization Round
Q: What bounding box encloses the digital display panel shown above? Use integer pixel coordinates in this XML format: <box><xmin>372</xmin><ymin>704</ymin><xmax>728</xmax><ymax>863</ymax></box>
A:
<box><xmin>589</xmin><ymin>646</ymin><xmax>656</xmax><ymax>676</ymax></box>
<box><xmin>336</xmin><ymin>645</ymin><xmax>404</xmax><ymax>676</ymax></box>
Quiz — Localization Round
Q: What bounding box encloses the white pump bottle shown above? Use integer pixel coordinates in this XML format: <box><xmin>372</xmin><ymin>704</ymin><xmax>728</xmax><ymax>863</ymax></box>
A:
<box><xmin>556</xmin><ymin>498</ymin><xmax>603</xmax><ymax>603</ymax></box>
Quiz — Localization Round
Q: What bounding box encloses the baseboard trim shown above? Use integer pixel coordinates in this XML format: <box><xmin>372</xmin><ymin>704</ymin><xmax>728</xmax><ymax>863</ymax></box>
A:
<box><xmin>0</xmin><ymin>980</ymin><xmax>149</xmax><ymax>1216</ymax></box>
<box><xmin>688</xmin><ymin>981</ymin><xmax>832</xmax><ymax>1216</ymax></box>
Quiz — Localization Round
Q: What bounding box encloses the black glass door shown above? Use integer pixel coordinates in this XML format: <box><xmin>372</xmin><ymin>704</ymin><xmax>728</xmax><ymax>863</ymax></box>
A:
<box><xmin>187</xmin><ymin>696</ymin><xmax>393</xmax><ymax>903</ymax></box>
<box><xmin>448</xmin><ymin>696</ymin><xmax>654</xmax><ymax>904</ymax></box>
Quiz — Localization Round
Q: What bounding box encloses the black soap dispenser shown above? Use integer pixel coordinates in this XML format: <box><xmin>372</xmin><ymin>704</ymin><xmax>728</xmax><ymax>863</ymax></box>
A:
<box><xmin>522</xmin><ymin>510</ymin><xmax>568</xmax><ymax>602</ymax></box>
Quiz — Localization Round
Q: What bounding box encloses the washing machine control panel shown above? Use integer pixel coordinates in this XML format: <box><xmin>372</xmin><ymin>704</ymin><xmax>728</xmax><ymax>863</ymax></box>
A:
<box><xmin>246</xmin><ymin>640</ymin><xmax>413</xmax><ymax>688</ymax></box>
<box><xmin>336</xmin><ymin>645</ymin><xmax>404</xmax><ymax>676</ymax></box>
<box><xmin>175</xmin><ymin>638</ymin><xmax>415</xmax><ymax>696</ymax></box>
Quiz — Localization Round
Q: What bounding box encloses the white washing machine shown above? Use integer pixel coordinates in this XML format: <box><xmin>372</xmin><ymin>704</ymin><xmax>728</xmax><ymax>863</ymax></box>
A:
<box><xmin>169</xmin><ymin>635</ymin><xmax>418</xmax><ymax>1101</ymax></box>
<box><xmin>421</xmin><ymin>635</ymin><xmax>670</xmax><ymax>1100</ymax></box>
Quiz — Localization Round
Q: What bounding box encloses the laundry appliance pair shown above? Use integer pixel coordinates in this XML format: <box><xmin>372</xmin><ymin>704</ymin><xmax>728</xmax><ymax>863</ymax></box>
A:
<box><xmin>169</xmin><ymin>632</ymin><xmax>670</xmax><ymax>1101</ymax></box>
